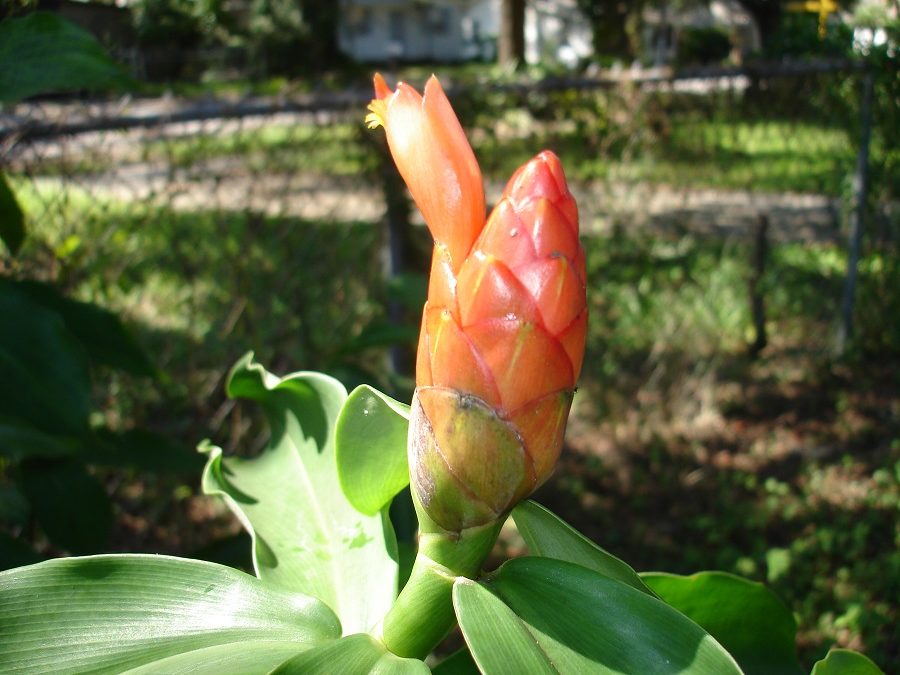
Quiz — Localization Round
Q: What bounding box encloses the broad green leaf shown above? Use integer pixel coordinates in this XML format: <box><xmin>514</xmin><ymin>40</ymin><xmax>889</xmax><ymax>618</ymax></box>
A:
<box><xmin>271</xmin><ymin>633</ymin><xmax>430</xmax><ymax>674</ymax></box>
<box><xmin>0</xmin><ymin>172</ymin><xmax>24</xmax><ymax>255</ymax></box>
<box><xmin>0</xmin><ymin>12</ymin><xmax>131</xmax><ymax>103</ymax></box>
<box><xmin>20</xmin><ymin>459</ymin><xmax>112</xmax><ymax>554</ymax></box>
<box><xmin>121</xmin><ymin>642</ymin><xmax>311</xmax><ymax>675</ymax></box>
<box><xmin>201</xmin><ymin>353</ymin><xmax>399</xmax><ymax>634</ymax></box>
<box><xmin>0</xmin><ymin>284</ymin><xmax>91</xmax><ymax>435</ymax></box>
<box><xmin>643</xmin><ymin>572</ymin><xmax>802</xmax><ymax>675</ymax></box>
<box><xmin>454</xmin><ymin>580</ymin><xmax>557</xmax><ymax>675</ymax></box>
<box><xmin>512</xmin><ymin>500</ymin><xmax>655</xmax><ymax>596</ymax></box>
<box><xmin>810</xmin><ymin>649</ymin><xmax>884</xmax><ymax>675</ymax></box>
<box><xmin>336</xmin><ymin>384</ymin><xmax>410</xmax><ymax>515</ymax></box>
<box><xmin>0</xmin><ymin>554</ymin><xmax>340</xmax><ymax>674</ymax></box>
<box><xmin>8</xmin><ymin>279</ymin><xmax>154</xmax><ymax>377</ymax></box>
<box><xmin>454</xmin><ymin>557</ymin><xmax>742</xmax><ymax>675</ymax></box>
<box><xmin>432</xmin><ymin>648</ymin><xmax>480</xmax><ymax>675</ymax></box>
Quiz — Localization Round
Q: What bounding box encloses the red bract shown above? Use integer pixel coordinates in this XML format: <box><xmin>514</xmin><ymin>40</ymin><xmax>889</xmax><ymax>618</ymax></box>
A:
<box><xmin>369</xmin><ymin>75</ymin><xmax>587</xmax><ymax>532</ymax></box>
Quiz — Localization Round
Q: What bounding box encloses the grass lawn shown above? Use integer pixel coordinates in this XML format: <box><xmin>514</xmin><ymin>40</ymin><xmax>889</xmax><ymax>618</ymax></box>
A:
<box><xmin>5</xmin><ymin>173</ymin><xmax>898</xmax><ymax>668</ymax></box>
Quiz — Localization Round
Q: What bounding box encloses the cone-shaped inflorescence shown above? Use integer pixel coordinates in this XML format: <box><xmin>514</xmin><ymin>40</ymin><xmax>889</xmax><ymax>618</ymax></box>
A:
<box><xmin>368</xmin><ymin>74</ymin><xmax>586</xmax><ymax>534</ymax></box>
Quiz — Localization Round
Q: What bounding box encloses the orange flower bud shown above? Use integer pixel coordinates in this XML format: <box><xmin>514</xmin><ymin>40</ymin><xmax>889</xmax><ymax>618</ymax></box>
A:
<box><xmin>369</xmin><ymin>76</ymin><xmax>587</xmax><ymax>532</ymax></box>
<box><xmin>367</xmin><ymin>74</ymin><xmax>485</xmax><ymax>271</ymax></box>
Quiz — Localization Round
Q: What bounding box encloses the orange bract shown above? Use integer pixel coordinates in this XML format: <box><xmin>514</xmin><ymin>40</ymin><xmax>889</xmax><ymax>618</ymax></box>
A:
<box><xmin>368</xmin><ymin>76</ymin><xmax>587</xmax><ymax>531</ymax></box>
<box><xmin>367</xmin><ymin>74</ymin><xmax>484</xmax><ymax>271</ymax></box>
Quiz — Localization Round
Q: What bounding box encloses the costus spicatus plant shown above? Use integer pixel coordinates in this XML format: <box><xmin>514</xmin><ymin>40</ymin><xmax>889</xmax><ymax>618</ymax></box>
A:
<box><xmin>0</xmin><ymin>73</ymin><xmax>883</xmax><ymax>675</ymax></box>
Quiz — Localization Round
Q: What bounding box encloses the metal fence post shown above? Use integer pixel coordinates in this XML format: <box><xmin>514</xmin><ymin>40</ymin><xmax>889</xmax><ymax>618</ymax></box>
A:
<box><xmin>837</xmin><ymin>69</ymin><xmax>875</xmax><ymax>354</ymax></box>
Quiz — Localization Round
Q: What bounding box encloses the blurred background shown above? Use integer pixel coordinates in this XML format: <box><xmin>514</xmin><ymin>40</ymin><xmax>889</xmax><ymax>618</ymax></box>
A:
<box><xmin>1</xmin><ymin>0</ymin><xmax>897</xmax><ymax>667</ymax></box>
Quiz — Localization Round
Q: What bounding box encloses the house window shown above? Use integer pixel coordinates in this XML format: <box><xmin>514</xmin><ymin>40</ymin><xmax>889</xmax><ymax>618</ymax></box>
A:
<box><xmin>427</xmin><ymin>7</ymin><xmax>451</xmax><ymax>35</ymax></box>
<box><xmin>348</xmin><ymin>7</ymin><xmax>371</xmax><ymax>36</ymax></box>
<box><xmin>390</xmin><ymin>11</ymin><xmax>405</xmax><ymax>43</ymax></box>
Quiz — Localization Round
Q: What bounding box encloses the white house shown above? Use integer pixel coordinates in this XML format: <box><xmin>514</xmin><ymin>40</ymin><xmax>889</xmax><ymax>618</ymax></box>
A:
<box><xmin>337</xmin><ymin>0</ymin><xmax>499</xmax><ymax>63</ymax></box>
<box><xmin>337</xmin><ymin>0</ymin><xmax>595</xmax><ymax>67</ymax></box>
<box><xmin>524</xmin><ymin>0</ymin><xmax>593</xmax><ymax>68</ymax></box>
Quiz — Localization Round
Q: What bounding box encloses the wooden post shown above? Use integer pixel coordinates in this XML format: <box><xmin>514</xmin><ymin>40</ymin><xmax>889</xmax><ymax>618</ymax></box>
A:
<box><xmin>499</xmin><ymin>0</ymin><xmax>526</xmax><ymax>67</ymax></box>
<box><xmin>749</xmin><ymin>213</ymin><xmax>769</xmax><ymax>357</ymax></box>
<box><xmin>837</xmin><ymin>70</ymin><xmax>874</xmax><ymax>354</ymax></box>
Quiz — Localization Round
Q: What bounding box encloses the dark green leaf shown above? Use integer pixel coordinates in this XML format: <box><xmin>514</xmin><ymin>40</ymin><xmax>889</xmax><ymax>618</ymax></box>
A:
<box><xmin>643</xmin><ymin>571</ymin><xmax>802</xmax><ymax>675</ymax></box>
<box><xmin>85</xmin><ymin>429</ymin><xmax>203</xmax><ymax>473</ymax></box>
<box><xmin>0</xmin><ymin>417</ymin><xmax>80</xmax><ymax>461</ymax></box>
<box><xmin>0</xmin><ymin>420</ymin><xmax>199</xmax><ymax>473</ymax></box>
<box><xmin>0</xmin><ymin>172</ymin><xmax>24</xmax><ymax>255</ymax></box>
<box><xmin>8</xmin><ymin>279</ymin><xmax>154</xmax><ymax>376</ymax></box>
<box><xmin>336</xmin><ymin>384</ymin><xmax>410</xmax><ymax>515</ymax></box>
<box><xmin>0</xmin><ymin>555</ymin><xmax>340</xmax><ymax>673</ymax></box>
<box><xmin>0</xmin><ymin>533</ymin><xmax>43</xmax><ymax>571</ymax></box>
<box><xmin>0</xmin><ymin>12</ymin><xmax>132</xmax><ymax>103</ymax></box>
<box><xmin>20</xmin><ymin>460</ymin><xmax>112</xmax><ymax>554</ymax></box>
<box><xmin>432</xmin><ymin>648</ymin><xmax>480</xmax><ymax>675</ymax></box>
<box><xmin>271</xmin><ymin>633</ymin><xmax>430</xmax><ymax>674</ymax></box>
<box><xmin>0</xmin><ymin>480</ymin><xmax>30</xmax><ymax>524</ymax></box>
<box><xmin>810</xmin><ymin>649</ymin><xmax>884</xmax><ymax>675</ymax></box>
<box><xmin>387</xmin><ymin>273</ymin><xmax>427</xmax><ymax>312</ymax></box>
<box><xmin>189</xmin><ymin>532</ymin><xmax>253</xmax><ymax>572</ymax></box>
<box><xmin>0</xmin><ymin>284</ymin><xmax>91</xmax><ymax>434</ymax></box>
<box><xmin>339</xmin><ymin>322</ymin><xmax>420</xmax><ymax>356</ymax></box>
<box><xmin>512</xmin><ymin>500</ymin><xmax>655</xmax><ymax>596</ymax></box>
<box><xmin>201</xmin><ymin>353</ymin><xmax>399</xmax><ymax>634</ymax></box>
<box><xmin>454</xmin><ymin>557</ymin><xmax>742</xmax><ymax>675</ymax></box>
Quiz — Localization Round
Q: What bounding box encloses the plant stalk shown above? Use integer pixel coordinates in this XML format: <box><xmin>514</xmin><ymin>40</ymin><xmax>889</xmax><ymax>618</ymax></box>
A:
<box><xmin>376</xmin><ymin>492</ymin><xmax>503</xmax><ymax>659</ymax></box>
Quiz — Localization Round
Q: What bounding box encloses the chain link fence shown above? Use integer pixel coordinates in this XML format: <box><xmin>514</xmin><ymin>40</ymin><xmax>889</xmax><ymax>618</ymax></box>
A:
<box><xmin>3</xmin><ymin>62</ymin><xmax>888</xmax><ymax>241</ymax></box>
<box><xmin>0</xmin><ymin>62</ymin><xmax>894</xmax><ymax>414</ymax></box>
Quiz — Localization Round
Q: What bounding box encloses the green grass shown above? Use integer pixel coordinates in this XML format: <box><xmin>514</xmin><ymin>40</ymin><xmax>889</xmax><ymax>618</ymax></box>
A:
<box><xmin>474</xmin><ymin>116</ymin><xmax>856</xmax><ymax>196</ymax></box>
<box><xmin>144</xmin><ymin>122</ymin><xmax>373</xmax><ymax>175</ymax></box>
<box><xmin>16</xmin><ymin>92</ymin><xmax>858</xmax><ymax>197</ymax></box>
<box><xmin>6</xmin><ymin>112</ymin><xmax>899</xmax><ymax>668</ymax></box>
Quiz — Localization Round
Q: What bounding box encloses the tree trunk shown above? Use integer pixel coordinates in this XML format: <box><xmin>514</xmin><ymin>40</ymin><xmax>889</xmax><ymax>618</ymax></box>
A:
<box><xmin>499</xmin><ymin>0</ymin><xmax>526</xmax><ymax>67</ymax></box>
<box><xmin>737</xmin><ymin>1</ymin><xmax>784</xmax><ymax>53</ymax></box>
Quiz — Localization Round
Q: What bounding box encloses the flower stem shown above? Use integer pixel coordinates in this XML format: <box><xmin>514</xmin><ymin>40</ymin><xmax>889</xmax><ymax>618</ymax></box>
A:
<box><xmin>377</xmin><ymin>493</ymin><xmax>503</xmax><ymax>659</ymax></box>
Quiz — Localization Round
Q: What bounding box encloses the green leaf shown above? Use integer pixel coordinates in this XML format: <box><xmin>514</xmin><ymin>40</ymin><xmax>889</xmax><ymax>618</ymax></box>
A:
<box><xmin>271</xmin><ymin>633</ymin><xmax>430</xmax><ymax>674</ymax></box>
<box><xmin>120</xmin><ymin>643</ymin><xmax>313</xmax><ymax>675</ymax></box>
<box><xmin>0</xmin><ymin>554</ymin><xmax>340</xmax><ymax>674</ymax></box>
<box><xmin>454</xmin><ymin>578</ymin><xmax>558</xmax><ymax>675</ymax></box>
<box><xmin>810</xmin><ymin>649</ymin><xmax>884</xmax><ymax>675</ymax></box>
<box><xmin>0</xmin><ymin>284</ymin><xmax>91</xmax><ymax>435</ymax></box>
<box><xmin>0</xmin><ymin>172</ymin><xmax>24</xmax><ymax>255</ymax></box>
<box><xmin>20</xmin><ymin>459</ymin><xmax>112</xmax><ymax>554</ymax></box>
<box><xmin>512</xmin><ymin>500</ymin><xmax>655</xmax><ymax>596</ymax></box>
<box><xmin>432</xmin><ymin>648</ymin><xmax>480</xmax><ymax>675</ymax></box>
<box><xmin>643</xmin><ymin>571</ymin><xmax>802</xmax><ymax>675</ymax></box>
<box><xmin>336</xmin><ymin>385</ymin><xmax>410</xmax><ymax>515</ymax></box>
<box><xmin>454</xmin><ymin>557</ymin><xmax>742</xmax><ymax>675</ymax></box>
<box><xmin>201</xmin><ymin>353</ymin><xmax>399</xmax><ymax>634</ymax></box>
<box><xmin>0</xmin><ymin>12</ymin><xmax>132</xmax><ymax>103</ymax></box>
<box><xmin>8</xmin><ymin>279</ymin><xmax>154</xmax><ymax>377</ymax></box>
